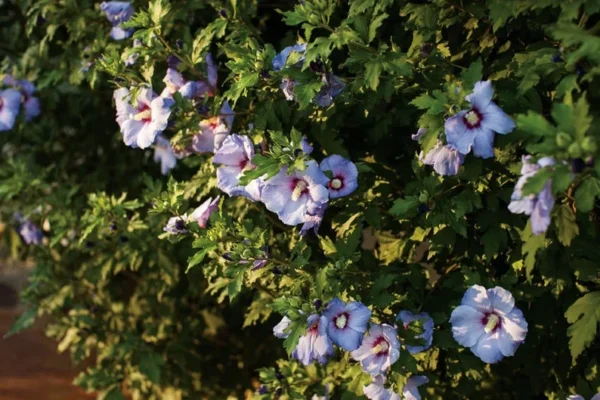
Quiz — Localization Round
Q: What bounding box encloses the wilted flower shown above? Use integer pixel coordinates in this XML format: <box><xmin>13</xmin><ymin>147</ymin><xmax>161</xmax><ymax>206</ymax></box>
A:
<box><xmin>273</xmin><ymin>316</ymin><xmax>292</xmax><ymax>338</ymax></box>
<box><xmin>402</xmin><ymin>375</ymin><xmax>429</xmax><ymax>400</ymax></box>
<box><xmin>272</xmin><ymin>43</ymin><xmax>306</xmax><ymax>71</ymax></box>
<box><xmin>163</xmin><ymin>215</ymin><xmax>188</xmax><ymax>234</ymax></box>
<box><xmin>351</xmin><ymin>323</ymin><xmax>400</xmax><ymax>375</ymax></box>
<box><xmin>100</xmin><ymin>1</ymin><xmax>134</xmax><ymax>40</ymax></box>
<box><xmin>508</xmin><ymin>156</ymin><xmax>557</xmax><ymax>235</ymax></box>
<box><xmin>450</xmin><ymin>285</ymin><xmax>528</xmax><ymax>364</ymax></box>
<box><xmin>445</xmin><ymin>80</ymin><xmax>515</xmax><ymax>158</ymax></box>
<box><xmin>113</xmin><ymin>87</ymin><xmax>174</xmax><ymax>149</ymax></box>
<box><xmin>153</xmin><ymin>135</ymin><xmax>177</xmax><ymax>175</ymax></box>
<box><xmin>419</xmin><ymin>142</ymin><xmax>464</xmax><ymax>176</ymax></box>
<box><xmin>411</xmin><ymin>128</ymin><xmax>428</xmax><ymax>141</ymax></box>
<box><xmin>363</xmin><ymin>375</ymin><xmax>400</xmax><ymax>400</ymax></box>
<box><xmin>0</xmin><ymin>89</ymin><xmax>22</xmax><ymax>131</ymax></box>
<box><xmin>280</xmin><ymin>78</ymin><xmax>297</xmax><ymax>102</ymax></box>
<box><xmin>292</xmin><ymin>314</ymin><xmax>334</xmax><ymax>366</ymax></box>
<box><xmin>313</xmin><ymin>73</ymin><xmax>345</xmax><ymax>107</ymax></box>
<box><xmin>17</xmin><ymin>219</ymin><xmax>43</xmax><ymax>245</ymax></box>
<box><xmin>188</xmin><ymin>197</ymin><xmax>219</xmax><ymax>228</ymax></box>
<box><xmin>261</xmin><ymin>160</ymin><xmax>329</xmax><ymax>226</ymax></box>
<box><xmin>319</xmin><ymin>155</ymin><xmax>358</xmax><ymax>199</ymax></box>
<box><xmin>213</xmin><ymin>134</ymin><xmax>263</xmax><ymax>201</ymax></box>
<box><xmin>322</xmin><ymin>297</ymin><xmax>371</xmax><ymax>351</ymax></box>
<box><xmin>396</xmin><ymin>310</ymin><xmax>434</xmax><ymax>354</ymax></box>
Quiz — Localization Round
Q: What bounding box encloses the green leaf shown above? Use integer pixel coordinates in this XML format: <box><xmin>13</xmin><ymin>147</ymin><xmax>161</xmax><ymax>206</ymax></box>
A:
<box><xmin>572</xmin><ymin>94</ymin><xmax>592</xmax><ymax>139</ymax></box>
<box><xmin>575</xmin><ymin>177</ymin><xmax>600</xmax><ymax>213</ymax></box>
<box><xmin>516</xmin><ymin>111</ymin><xmax>556</xmax><ymax>137</ymax></box>
<box><xmin>368</xmin><ymin>13</ymin><xmax>388</xmax><ymax>43</ymax></box>
<box><xmin>281</xmin><ymin>9</ymin><xmax>307</xmax><ymax>26</ymax></box>
<box><xmin>389</xmin><ymin>196</ymin><xmax>420</xmax><ymax>220</ymax></box>
<box><xmin>227</xmin><ymin>272</ymin><xmax>245</xmax><ymax>300</ymax></box>
<box><xmin>283</xmin><ymin>320</ymin><xmax>306</xmax><ymax>355</ymax></box>
<box><xmin>149</xmin><ymin>0</ymin><xmax>171</xmax><ymax>25</ymax></box>
<box><xmin>4</xmin><ymin>307</ymin><xmax>37</xmax><ymax>338</ymax></box>
<box><xmin>294</xmin><ymin>80</ymin><xmax>323</xmax><ymax>108</ymax></box>
<box><xmin>554</xmin><ymin>204</ymin><xmax>579</xmax><ymax>246</ymax></box>
<box><xmin>481</xmin><ymin>226</ymin><xmax>507</xmax><ymax>260</ymax></box>
<box><xmin>461</xmin><ymin>59</ymin><xmax>483</xmax><ymax>90</ymax></box>
<box><xmin>139</xmin><ymin>351</ymin><xmax>164</xmax><ymax>384</ymax></box>
<box><xmin>522</xmin><ymin>168</ymin><xmax>552</xmax><ymax>196</ymax></box>
<box><xmin>186</xmin><ymin>243</ymin><xmax>217</xmax><ymax>273</ymax></box>
<box><xmin>99</xmin><ymin>386</ymin><xmax>126</xmax><ymax>400</ymax></box>
<box><xmin>364</xmin><ymin>58</ymin><xmax>383</xmax><ymax>91</ymax></box>
<box><xmin>565</xmin><ymin>292</ymin><xmax>600</xmax><ymax>361</ymax></box>
<box><xmin>410</xmin><ymin>90</ymin><xmax>447</xmax><ymax>115</ymax></box>
<box><xmin>238</xmin><ymin>155</ymin><xmax>281</xmax><ymax>186</ymax></box>
<box><xmin>521</xmin><ymin>221</ymin><xmax>546</xmax><ymax>278</ymax></box>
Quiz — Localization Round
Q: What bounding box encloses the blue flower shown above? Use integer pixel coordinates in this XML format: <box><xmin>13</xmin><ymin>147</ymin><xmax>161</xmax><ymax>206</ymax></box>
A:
<box><xmin>100</xmin><ymin>2</ymin><xmax>134</xmax><ymax>40</ymax></box>
<box><xmin>300</xmin><ymin>202</ymin><xmax>326</xmax><ymax>236</ymax></box>
<box><xmin>4</xmin><ymin>76</ymin><xmax>41</xmax><ymax>122</ymax></box>
<box><xmin>363</xmin><ymin>375</ymin><xmax>400</xmax><ymax>400</ymax></box>
<box><xmin>508</xmin><ymin>156</ymin><xmax>558</xmax><ymax>235</ymax></box>
<box><xmin>18</xmin><ymin>219</ymin><xmax>43</xmax><ymax>245</ymax></box>
<box><xmin>322</xmin><ymin>297</ymin><xmax>371</xmax><ymax>351</ymax></box>
<box><xmin>419</xmin><ymin>142</ymin><xmax>464</xmax><ymax>176</ymax></box>
<box><xmin>188</xmin><ymin>196</ymin><xmax>220</xmax><ymax>228</ymax></box>
<box><xmin>212</xmin><ymin>134</ymin><xmax>263</xmax><ymax>201</ymax></box>
<box><xmin>273</xmin><ymin>316</ymin><xmax>292</xmax><ymax>338</ymax></box>
<box><xmin>313</xmin><ymin>73</ymin><xmax>345</xmax><ymax>107</ymax></box>
<box><xmin>113</xmin><ymin>87</ymin><xmax>174</xmax><ymax>149</ymax></box>
<box><xmin>0</xmin><ymin>89</ymin><xmax>22</xmax><ymax>131</ymax></box>
<box><xmin>261</xmin><ymin>160</ymin><xmax>329</xmax><ymax>226</ymax></box>
<box><xmin>163</xmin><ymin>215</ymin><xmax>188</xmax><ymax>234</ymax></box>
<box><xmin>191</xmin><ymin>101</ymin><xmax>234</xmax><ymax>154</ymax></box>
<box><xmin>153</xmin><ymin>135</ymin><xmax>177</xmax><ymax>175</ymax></box>
<box><xmin>272</xmin><ymin>43</ymin><xmax>307</xmax><ymax>71</ymax></box>
<box><xmin>450</xmin><ymin>285</ymin><xmax>528</xmax><ymax>364</ymax></box>
<box><xmin>402</xmin><ymin>375</ymin><xmax>429</xmax><ymax>400</ymax></box>
<box><xmin>568</xmin><ymin>395</ymin><xmax>600</xmax><ymax>400</ymax></box>
<box><xmin>351</xmin><ymin>323</ymin><xmax>400</xmax><ymax>375</ymax></box>
<box><xmin>396</xmin><ymin>310</ymin><xmax>434</xmax><ymax>354</ymax></box>
<box><xmin>300</xmin><ymin>136</ymin><xmax>313</xmax><ymax>155</ymax></box>
<box><xmin>444</xmin><ymin>80</ymin><xmax>515</xmax><ymax>158</ymax></box>
<box><xmin>292</xmin><ymin>314</ymin><xmax>334</xmax><ymax>366</ymax></box>
<box><xmin>319</xmin><ymin>155</ymin><xmax>358</xmax><ymax>199</ymax></box>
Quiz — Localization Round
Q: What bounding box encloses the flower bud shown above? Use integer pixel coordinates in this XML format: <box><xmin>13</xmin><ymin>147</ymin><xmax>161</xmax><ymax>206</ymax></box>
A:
<box><xmin>581</xmin><ymin>137</ymin><xmax>597</xmax><ymax>153</ymax></box>
<box><xmin>568</xmin><ymin>142</ymin><xmax>583</xmax><ymax>159</ymax></box>
<box><xmin>418</xmin><ymin>191</ymin><xmax>429</xmax><ymax>203</ymax></box>
<box><xmin>555</xmin><ymin>132</ymin><xmax>572</xmax><ymax>148</ymax></box>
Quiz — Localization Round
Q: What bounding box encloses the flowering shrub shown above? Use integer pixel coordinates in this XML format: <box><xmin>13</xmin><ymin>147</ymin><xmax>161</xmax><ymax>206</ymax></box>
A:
<box><xmin>1</xmin><ymin>0</ymin><xmax>600</xmax><ymax>398</ymax></box>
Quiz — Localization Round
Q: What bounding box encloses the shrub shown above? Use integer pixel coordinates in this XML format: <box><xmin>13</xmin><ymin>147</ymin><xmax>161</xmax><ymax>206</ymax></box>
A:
<box><xmin>1</xmin><ymin>0</ymin><xmax>600</xmax><ymax>398</ymax></box>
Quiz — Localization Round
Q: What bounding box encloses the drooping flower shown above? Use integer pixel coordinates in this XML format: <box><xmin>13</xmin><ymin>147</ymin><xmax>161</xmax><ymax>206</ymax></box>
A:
<box><xmin>419</xmin><ymin>142</ymin><xmax>464</xmax><ymax>176</ymax></box>
<box><xmin>292</xmin><ymin>314</ymin><xmax>334</xmax><ymax>366</ymax></box>
<box><xmin>450</xmin><ymin>285</ymin><xmax>528</xmax><ymax>364</ymax></box>
<box><xmin>272</xmin><ymin>43</ymin><xmax>307</xmax><ymax>71</ymax></box>
<box><xmin>0</xmin><ymin>89</ymin><xmax>22</xmax><ymax>131</ymax></box>
<box><xmin>508</xmin><ymin>156</ymin><xmax>557</xmax><ymax>235</ymax></box>
<box><xmin>100</xmin><ymin>1</ymin><xmax>134</xmax><ymax>40</ymax></box>
<box><xmin>163</xmin><ymin>215</ymin><xmax>188</xmax><ymax>234</ymax></box>
<box><xmin>153</xmin><ymin>135</ymin><xmax>177</xmax><ymax>175</ymax></box>
<box><xmin>191</xmin><ymin>101</ymin><xmax>234</xmax><ymax>154</ymax></box>
<box><xmin>300</xmin><ymin>202</ymin><xmax>326</xmax><ymax>236</ymax></box>
<box><xmin>351</xmin><ymin>323</ymin><xmax>401</xmax><ymax>375</ymax></box>
<box><xmin>322</xmin><ymin>297</ymin><xmax>371</xmax><ymax>351</ymax></box>
<box><xmin>444</xmin><ymin>80</ymin><xmax>515</xmax><ymax>158</ymax></box>
<box><xmin>273</xmin><ymin>316</ymin><xmax>292</xmax><ymax>338</ymax></box>
<box><xmin>212</xmin><ymin>134</ymin><xmax>263</xmax><ymax>201</ymax></box>
<box><xmin>319</xmin><ymin>155</ymin><xmax>358</xmax><ymax>199</ymax></box>
<box><xmin>411</xmin><ymin>128</ymin><xmax>428</xmax><ymax>141</ymax></box>
<box><xmin>396</xmin><ymin>311</ymin><xmax>434</xmax><ymax>354</ymax></box>
<box><xmin>402</xmin><ymin>375</ymin><xmax>429</xmax><ymax>400</ymax></box>
<box><xmin>113</xmin><ymin>87</ymin><xmax>174</xmax><ymax>149</ymax></box>
<box><xmin>313</xmin><ymin>73</ymin><xmax>345</xmax><ymax>107</ymax></box>
<box><xmin>17</xmin><ymin>219</ymin><xmax>43</xmax><ymax>245</ymax></box>
<box><xmin>188</xmin><ymin>197</ymin><xmax>219</xmax><ymax>228</ymax></box>
<box><xmin>261</xmin><ymin>160</ymin><xmax>329</xmax><ymax>226</ymax></box>
<box><xmin>363</xmin><ymin>375</ymin><xmax>400</xmax><ymax>400</ymax></box>
<box><xmin>280</xmin><ymin>78</ymin><xmax>297</xmax><ymax>102</ymax></box>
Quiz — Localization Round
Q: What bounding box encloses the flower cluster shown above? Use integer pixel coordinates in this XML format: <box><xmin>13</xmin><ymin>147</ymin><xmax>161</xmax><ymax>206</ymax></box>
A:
<box><xmin>272</xmin><ymin>44</ymin><xmax>345</xmax><ymax>107</ymax></box>
<box><xmin>100</xmin><ymin>1</ymin><xmax>134</xmax><ymax>40</ymax></box>
<box><xmin>1</xmin><ymin>75</ymin><xmax>41</xmax><ymax>131</ymax></box>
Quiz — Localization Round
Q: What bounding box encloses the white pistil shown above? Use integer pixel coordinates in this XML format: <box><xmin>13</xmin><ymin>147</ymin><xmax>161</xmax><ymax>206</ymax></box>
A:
<box><xmin>465</xmin><ymin>110</ymin><xmax>480</xmax><ymax>125</ymax></box>
<box><xmin>291</xmin><ymin>180</ymin><xmax>308</xmax><ymax>201</ymax></box>
<box><xmin>330</xmin><ymin>178</ymin><xmax>342</xmax><ymax>189</ymax></box>
<box><xmin>372</xmin><ymin>340</ymin><xmax>389</xmax><ymax>354</ymax></box>
<box><xmin>335</xmin><ymin>314</ymin><xmax>347</xmax><ymax>329</ymax></box>
<box><xmin>484</xmin><ymin>314</ymin><xmax>500</xmax><ymax>334</ymax></box>
<box><xmin>133</xmin><ymin>109</ymin><xmax>152</xmax><ymax>121</ymax></box>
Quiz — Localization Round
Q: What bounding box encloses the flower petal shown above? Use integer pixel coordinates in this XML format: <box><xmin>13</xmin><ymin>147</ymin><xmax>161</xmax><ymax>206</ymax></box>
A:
<box><xmin>466</xmin><ymin>80</ymin><xmax>494</xmax><ymax>110</ymax></box>
<box><xmin>502</xmin><ymin>307</ymin><xmax>528</xmax><ymax>342</ymax></box>
<box><xmin>471</xmin><ymin>127</ymin><xmax>495</xmax><ymax>159</ymax></box>
<box><xmin>472</xmin><ymin>332</ymin><xmax>504</xmax><ymax>363</ymax></box>
<box><xmin>450</xmin><ymin>305</ymin><xmax>485</xmax><ymax>348</ymax></box>
<box><xmin>481</xmin><ymin>102</ymin><xmax>515</xmax><ymax>134</ymax></box>
<box><xmin>487</xmin><ymin>287</ymin><xmax>515</xmax><ymax>315</ymax></box>
<box><xmin>461</xmin><ymin>285</ymin><xmax>492</xmax><ymax>312</ymax></box>
<box><xmin>445</xmin><ymin>111</ymin><xmax>475</xmax><ymax>155</ymax></box>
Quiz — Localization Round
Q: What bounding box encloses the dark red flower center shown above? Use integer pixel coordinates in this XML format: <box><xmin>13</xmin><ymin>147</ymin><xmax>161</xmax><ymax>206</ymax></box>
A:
<box><xmin>290</xmin><ymin>178</ymin><xmax>309</xmax><ymax>201</ymax></box>
<box><xmin>334</xmin><ymin>312</ymin><xmax>350</xmax><ymax>329</ymax></box>
<box><xmin>481</xmin><ymin>312</ymin><xmax>501</xmax><ymax>334</ymax></box>
<box><xmin>463</xmin><ymin>107</ymin><xmax>482</xmax><ymax>129</ymax></box>
<box><xmin>371</xmin><ymin>336</ymin><xmax>390</xmax><ymax>356</ymax></box>
<box><xmin>329</xmin><ymin>175</ymin><xmax>344</xmax><ymax>190</ymax></box>
<box><xmin>134</xmin><ymin>104</ymin><xmax>152</xmax><ymax>123</ymax></box>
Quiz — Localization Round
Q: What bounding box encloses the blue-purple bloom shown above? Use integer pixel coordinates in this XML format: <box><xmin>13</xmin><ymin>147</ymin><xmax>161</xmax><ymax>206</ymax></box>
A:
<box><xmin>292</xmin><ymin>314</ymin><xmax>334</xmax><ymax>366</ymax></box>
<box><xmin>188</xmin><ymin>197</ymin><xmax>219</xmax><ymax>228</ymax></box>
<box><xmin>313</xmin><ymin>73</ymin><xmax>345</xmax><ymax>107</ymax></box>
<box><xmin>125</xmin><ymin>39</ymin><xmax>142</xmax><ymax>66</ymax></box>
<box><xmin>11</xmin><ymin>79</ymin><xmax>40</xmax><ymax>121</ymax></box>
<box><xmin>300</xmin><ymin>136</ymin><xmax>313</xmax><ymax>155</ymax></box>
<box><xmin>568</xmin><ymin>395</ymin><xmax>600</xmax><ymax>400</ymax></box>
<box><xmin>508</xmin><ymin>156</ymin><xmax>557</xmax><ymax>235</ymax></box>
<box><xmin>0</xmin><ymin>88</ymin><xmax>21</xmax><ymax>131</ymax></box>
<box><xmin>153</xmin><ymin>135</ymin><xmax>177</xmax><ymax>175</ymax></box>
<box><xmin>18</xmin><ymin>219</ymin><xmax>43</xmax><ymax>245</ymax></box>
<box><xmin>300</xmin><ymin>202</ymin><xmax>326</xmax><ymax>236</ymax></box>
<box><xmin>319</xmin><ymin>155</ymin><xmax>358</xmax><ymax>199</ymax></box>
<box><xmin>272</xmin><ymin>43</ymin><xmax>307</xmax><ymax>71</ymax></box>
<box><xmin>450</xmin><ymin>285</ymin><xmax>528</xmax><ymax>364</ymax></box>
<box><xmin>113</xmin><ymin>87</ymin><xmax>174</xmax><ymax>149</ymax></box>
<box><xmin>322</xmin><ymin>297</ymin><xmax>371</xmax><ymax>351</ymax></box>
<box><xmin>273</xmin><ymin>316</ymin><xmax>292</xmax><ymax>338</ymax></box>
<box><xmin>351</xmin><ymin>323</ymin><xmax>400</xmax><ymax>375</ymax></box>
<box><xmin>261</xmin><ymin>160</ymin><xmax>329</xmax><ymax>226</ymax></box>
<box><xmin>100</xmin><ymin>2</ymin><xmax>134</xmax><ymax>40</ymax></box>
<box><xmin>213</xmin><ymin>134</ymin><xmax>263</xmax><ymax>201</ymax></box>
<box><xmin>419</xmin><ymin>142</ymin><xmax>464</xmax><ymax>176</ymax></box>
<box><xmin>396</xmin><ymin>311</ymin><xmax>434</xmax><ymax>354</ymax></box>
<box><xmin>363</xmin><ymin>375</ymin><xmax>400</xmax><ymax>400</ymax></box>
<box><xmin>444</xmin><ymin>80</ymin><xmax>515</xmax><ymax>158</ymax></box>
<box><xmin>402</xmin><ymin>375</ymin><xmax>429</xmax><ymax>400</ymax></box>
<box><xmin>163</xmin><ymin>215</ymin><xmax>188</xmax><ymax>234</ymax></box>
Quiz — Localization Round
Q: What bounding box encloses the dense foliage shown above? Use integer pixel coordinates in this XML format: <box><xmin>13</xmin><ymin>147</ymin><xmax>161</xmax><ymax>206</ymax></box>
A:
<box><xmin>1</xmin><ymin>0</ymin><xmax>600</xmax><ymax>398</ymax></box>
